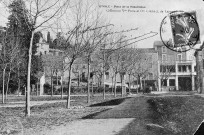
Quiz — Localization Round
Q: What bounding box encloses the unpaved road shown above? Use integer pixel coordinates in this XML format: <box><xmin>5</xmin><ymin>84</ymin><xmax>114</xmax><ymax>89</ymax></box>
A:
<box><xmin>24</xmin><ymin>118</ymin><xmax>134</xmax><ymax>135</ymax></box>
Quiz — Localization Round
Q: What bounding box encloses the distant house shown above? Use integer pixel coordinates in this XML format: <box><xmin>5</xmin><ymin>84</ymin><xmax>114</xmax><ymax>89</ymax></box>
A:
<box><xmin>35</xmin><ymin>37</ymin><xmax>64</xmax><ymax>95</ymax></box>
<box><xmin>101</xmin><ymin>48</ymin><xmax>158</xmax><ymax>91</ymax></box>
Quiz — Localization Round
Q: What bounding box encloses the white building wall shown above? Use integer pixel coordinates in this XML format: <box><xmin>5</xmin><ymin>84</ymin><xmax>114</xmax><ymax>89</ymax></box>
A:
<box><xmin>40</xmin><ymin>74</ymin><xmax>45</xmax><ymax>95</ymax></box>
<box><xmin>36</xmin><ymin>43</ymin><xmax>49</xmax><ymax>55</ymax></box>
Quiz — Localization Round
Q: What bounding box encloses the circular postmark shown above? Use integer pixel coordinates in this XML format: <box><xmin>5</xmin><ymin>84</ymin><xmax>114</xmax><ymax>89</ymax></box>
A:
<box><xmin>160</xmin><ymin>10</ymin><xmax>200</xmax><ymax>52</ymax></box>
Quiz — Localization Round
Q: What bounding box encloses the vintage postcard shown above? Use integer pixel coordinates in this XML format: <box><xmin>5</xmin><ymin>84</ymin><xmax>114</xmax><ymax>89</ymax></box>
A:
<box><xmin>0</xmin><ymin>0</ymin><xmax>204</xmax><ymax>135</ymax></box>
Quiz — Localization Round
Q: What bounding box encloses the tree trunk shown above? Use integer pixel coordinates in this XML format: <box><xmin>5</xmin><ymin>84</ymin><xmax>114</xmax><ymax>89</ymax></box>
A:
<box><xmin>99</xmin><ymin>75</ymin><xmax>102</xmax><ymax>87</ymax></box>
<box><xmin>61</xmin><ymin>75</ymin><xmax>63</xmax><ymax>99</ymax></box>
<box><xmin>51</xmin><ymin>69</ymin><xmax>54</xmax><ymax>96</ymax></box>
<box><xmin>129</xmin><ymin>74</ymin><xmax>131</xmax><ymax>94</ymax></box>
<box><xmin>57</xmin><ymin>71</ymin><xmax>58</xmax><ymax>89</ymax></box>
<box><xmin>136</xmin><ymin>77</ymin><xmax>139</xmax><ymax>93</ymax></box>
<box><xmin>6</xmin><ymin>69</ymin><xmax>11</xmax><ymax>100</ymax></box>
<box><xmin>111</xmin><ymin>76</ymin><xmax>114</xmax><ymax>94</ymax></box>
<box><xmin>26</xmin><ymin>30</ymin><xmax>34</xmax><ymax>116</ymax></box>
<box><xmin>51</xmin><ymin>69</ymin><xmax>53</xmax><ymax>96</ymax></box>
<box><xmin>120</xmin><ymin>74</ymin><xmax>123</xmax><ymax>97</ymax></box>
<box><xmin>91</xmin><ymin>77</ymin><xmax>94</xmax><ymax>97</ymax></box>
<box><xmin>97</xmin><ymin>77</ymin><xmax>100</xmax><ymax>87</ymax></box>
<box><xmin>18</xmin><ymin>66</ymin><xmax>21</xmax><ymax>96</ymax></box>
<box><xmin>36</xmin><ymin>79</ymin><xmax>39</xmax><ymax>96</ymax></box>
<box><xmin>2</xmin><ymin>67</ymin><xmax>6</xmax><ymax>104</ymax></box>
<box><xmin>103</xmin><ymin>47</ymin><xmax>106</xmax><ymax>100</ymax></box>
<box><xmin>103</xmin><ymin>69</ymin><xmax>106</xmax><ymax>99</ymax></box>
<box><xmin>144</xmin><ymin>79</ymin><xmax>146</xmax><ymax>89</ymax></box>
<box><xmin>78</xmin><ymin>71</ymin><xmax>80</xmax><ymax>88</ymax></box>
<box><xmin>139</xmin><ymin>76</ymin><xmax>142</xmax><ymax>90</ymax></box>
<box><xmin>114</xmin><ymin>72</ymin><xmax>117</xmax><ymax>97</ymax></box>
<box><xmin>66</xmin><ymin>64</ymin><xmax>73</xmax><ymax>109</ymax></box>
<box><xmin>87</xmin><ymin>56</ymin><xmax>91</xmax><ymax>103</ymax></box>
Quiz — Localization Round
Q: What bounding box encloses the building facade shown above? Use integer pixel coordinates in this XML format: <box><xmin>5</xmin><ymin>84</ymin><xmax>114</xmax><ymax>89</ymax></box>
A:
<box><xmin>154</xmin><ymin>41</ymin><xmax>196</xmax><ymax>91</ymax></box>
<box><xmin>36</xmin><ymin>39</ymin><xmax>198</xmax><ymax>94</ymax></box>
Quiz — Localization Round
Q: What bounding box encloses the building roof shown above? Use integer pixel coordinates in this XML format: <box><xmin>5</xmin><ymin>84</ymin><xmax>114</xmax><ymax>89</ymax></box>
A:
<box><xmin>153</xmin><ymin>41</ymin><xmax>166</xmax><ymax>47</ymax></box>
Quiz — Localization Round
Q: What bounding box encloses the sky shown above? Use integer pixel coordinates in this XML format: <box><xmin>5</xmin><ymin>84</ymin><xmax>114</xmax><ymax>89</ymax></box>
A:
<box><xmin>97</xmin><ymin>0</ymin><xmax>204</xmax><ymax>48</ymax></box>
<box><xmin>0</xmin><ymin>0</ymin><xmax>204</xmax><ymax>48</ymax></box>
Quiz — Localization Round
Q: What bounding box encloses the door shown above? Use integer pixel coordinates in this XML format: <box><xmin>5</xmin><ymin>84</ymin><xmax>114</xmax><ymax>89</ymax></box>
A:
<box><xmin>178</xmin><ymin>77</ymin><xmax>192</xmax><ymax>91</ymax></box>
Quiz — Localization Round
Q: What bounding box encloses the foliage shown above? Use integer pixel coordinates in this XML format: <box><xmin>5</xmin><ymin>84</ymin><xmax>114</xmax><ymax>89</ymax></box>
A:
<box><xmin>3</xmin><ymin>0</ymin><xmax>43</xmax><ymax>92</ymax></box>
<box><xmin>52</xmin><ymin>32</ymin><xmax>67</xmax><ymax>49</ymax></box>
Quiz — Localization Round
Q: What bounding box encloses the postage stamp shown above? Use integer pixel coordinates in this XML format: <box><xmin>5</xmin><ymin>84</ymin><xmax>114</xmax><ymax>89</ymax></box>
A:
<box><xmin>160</xmin><ymin>11</ymin><xmax>200</xmax><ymax>52</ymax></box>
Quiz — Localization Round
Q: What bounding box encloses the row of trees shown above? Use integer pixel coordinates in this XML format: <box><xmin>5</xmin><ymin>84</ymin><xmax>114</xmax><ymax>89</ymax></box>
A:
<box><xmin>0</xmin><ymin>0</ymin><xmax>158</xmax><ymax>117</ymax></box>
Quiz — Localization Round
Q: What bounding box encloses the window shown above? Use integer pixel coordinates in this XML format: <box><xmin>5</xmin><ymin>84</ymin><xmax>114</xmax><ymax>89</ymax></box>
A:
<box><xmin>169</xmin><ymin>79</ymin><xmax>175</xmax><ymax>86</ymax></box>
<box><xmin>178</xmin><ymin>65</ymin><xmax>182</xmax><ymax>72</ymax></box>
<box><xmin>161</xmin><ymin>79</ymin><xmax>167</xmax><ymax>86</ymax></box>
<box><xmin>177</xmin><ymin>54</ymin><xmax>182</xmax><ymax>61</ymax></box>
<box><xmin>105</xmin><ymin>72</ymin><xmax>109</xmax><ymax>80</ymax></box>
<box><xmin>183</xmin><ymin>66</ymin><xmax>187</xmax><ymax>72</ymax></box>
<box><xmin>162</xmin><ymin>46</ymin><xmax>166</xmax><ymax>53</ymax></box>
<box><xmin>160</xmin><ymin>65</ymin><xmax>166</xmax><ymax>72</ymax></box>
<box><xmin>187</xmin><ymin>65</ymin><xmax>192</xmax><ymax>72</ymax></box>
<box><xmin>162</xmin><ymin>54</ymin><xmax>167</xmax><ymax>61</ymax></box>
<box><xmin>178</xmin><ymin>65</ymin><xmax>191</xmax><ymax>72</ymax></box>
<box><xmin>160</xmin><ymin>65</ymin><xmax>175</xmax><ymax>73</ymax></box>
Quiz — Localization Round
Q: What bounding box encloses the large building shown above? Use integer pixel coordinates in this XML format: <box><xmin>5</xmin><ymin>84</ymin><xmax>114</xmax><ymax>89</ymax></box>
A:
<box><xmin>154</xmin><ymin>41</ymin><xmax>196</xmax><ymax>91</ymax></box>
<box><xmin>36</xmin><ymin>38</ymin><xmax>198</xmax><ymax>94</ymax></box>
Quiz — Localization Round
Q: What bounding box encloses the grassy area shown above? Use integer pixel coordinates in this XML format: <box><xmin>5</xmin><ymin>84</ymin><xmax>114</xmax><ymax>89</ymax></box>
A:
<box><xmin>1</xmin><ymin>93</ymin><xmax>204</xmax><ymax>135</ymax></box>
<box><xmin>0</xmin><ymin>95</ymin><xmax>119</xmax><ymax>135</ymax></box>
<box><xmin>0</xmin><ymin>93</ymin><xmax>122</xmax><ymax>103</ymax></box>
<box><xmin>83</xmin><ymin>94</ymin><xmax>204</xmax><ymax>135</ymax></box>
<box><xmin>147</xmin><ymin>96</ymin><xmax>204</xmax><ymax>135</ymax></box>
<box><xmin>115</xmin><ymin>95</ymin><xmax>204</xmax><ymax>135</ymax></box>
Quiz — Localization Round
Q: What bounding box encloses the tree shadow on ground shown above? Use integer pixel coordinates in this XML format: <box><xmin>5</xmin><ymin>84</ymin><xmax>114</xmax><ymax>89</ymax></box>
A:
<box><xmin>82</xmin><ymin>98</ymin><xmax>129</xmax><ymax>119</ymax></box>
<box><xmin>82</xmin><ymin>109</ymin><xmax>111</xmax><ymax>119</ymax></box>
<box><xmin>89</xmin><ymin>98</ymin><xmax>128</xmax><ymax>107</ymax></box>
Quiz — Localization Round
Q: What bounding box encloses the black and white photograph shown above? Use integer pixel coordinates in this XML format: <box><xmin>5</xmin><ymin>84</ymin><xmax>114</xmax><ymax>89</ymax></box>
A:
<box><xmin>0</xmin><ymin>0</ymin><xmax>204</xmax><ymax>134</ymax></box>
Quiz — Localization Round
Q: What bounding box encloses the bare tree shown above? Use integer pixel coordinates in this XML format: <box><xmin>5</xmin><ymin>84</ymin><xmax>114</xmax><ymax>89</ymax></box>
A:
<box><xmin>124</xmin><ymin>49</ymin><xmax>139</xmax><ymax>94</ymax></box>
<box><xmin>54</xmin><ymin>0</ymin><xmax>114</xmax><ymax>107</ymax></box>
<box><xmin>108</xmin><ymin>35</ymin><xmax>128</xmax><ymax>97</ymax></box>
<box><xmin>0</xmin><ymin>28</ymin><xmax>21</xmax><ymax>103</ymax></box>
<box><xmin>132</xmin><ymin>50</ymin><xmax>152</xmax><ymax>92</ymax></box>
<box><xmin>2</xmin><ymin>0</ymin><xmax>70</xmax><ymax>116</ymax></box>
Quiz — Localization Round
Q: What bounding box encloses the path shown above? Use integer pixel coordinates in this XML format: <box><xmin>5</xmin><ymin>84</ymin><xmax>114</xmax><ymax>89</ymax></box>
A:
<box><xmin>24</xmin><ymin>118</ymin><xmax>134</xmax><ymax>135</ymax></box>
<box><xmin>0</xmin><ymin>100</ymin><xmax>67</xmax><ymax>108</ymax></box>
